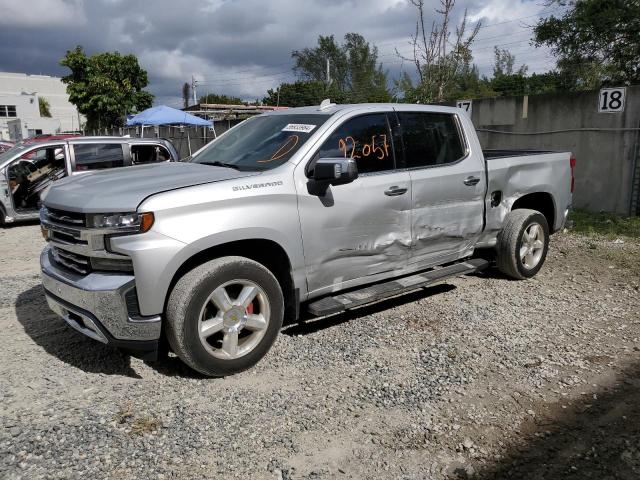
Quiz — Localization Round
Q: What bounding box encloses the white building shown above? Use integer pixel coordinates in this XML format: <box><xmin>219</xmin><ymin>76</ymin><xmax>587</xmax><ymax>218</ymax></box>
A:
<box><xmin>0</xmin><ymin>72</ymin><xmax>82</xmax><ymax>140</ymax></box>
<box><xmin>0</xmin><ymin>92</ymin><xmax>61</xmax><ymax>141</ymax></box>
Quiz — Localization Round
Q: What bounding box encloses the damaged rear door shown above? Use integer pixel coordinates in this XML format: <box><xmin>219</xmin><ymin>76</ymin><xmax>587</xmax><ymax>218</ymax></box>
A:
<box><xmin>297</xmin><ymin>110</ymin><xmax>412</xmax><ymax>296</ymax></box>
<box><xmin>395</xmin><ymin>109</ymin><xmax>485</xmax><ymax>267</ymax></box>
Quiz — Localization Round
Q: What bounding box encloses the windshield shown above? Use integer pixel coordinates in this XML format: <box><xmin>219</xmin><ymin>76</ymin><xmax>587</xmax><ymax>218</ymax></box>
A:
<box><xmin>191</xmin><ymin>114</ymin><xmax>330</xmax><ymax>171</ymax></box>
<box><xmin>0</xmin><ymin>143</ymin><xmax>29</xmax><ymax>166</ymax></box>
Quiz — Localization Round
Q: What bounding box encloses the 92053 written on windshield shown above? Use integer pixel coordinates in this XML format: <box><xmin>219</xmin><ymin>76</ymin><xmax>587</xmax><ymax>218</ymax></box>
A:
<box><xmin>338</xmin><ymin>135</ymin><xmax>390</xmax><ymax>160</ymax></box>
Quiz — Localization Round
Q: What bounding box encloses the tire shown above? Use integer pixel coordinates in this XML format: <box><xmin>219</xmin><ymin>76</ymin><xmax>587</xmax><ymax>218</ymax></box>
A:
<box><xmin>496</xmin><ymin>209</ymin><xmax>549</xmax><ymax>280</ymax></box>
<box><xmin>166</xmin><ymin>256</ymin><xmax>284</xmax><ymax>377</ymax></box>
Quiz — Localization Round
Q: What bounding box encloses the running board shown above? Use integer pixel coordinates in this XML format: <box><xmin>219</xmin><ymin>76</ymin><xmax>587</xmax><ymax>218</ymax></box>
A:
<box><xmin>306</xmin><ymin>258</ymin><xmax>488</xmax><ymax>317</ymax></box>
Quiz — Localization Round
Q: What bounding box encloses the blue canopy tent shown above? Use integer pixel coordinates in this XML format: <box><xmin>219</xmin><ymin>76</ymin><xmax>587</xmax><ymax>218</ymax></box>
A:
<box><xmin>126</xmin><ymin>105</ymin><xmax>213</xmax><ymax>155</ymax></box>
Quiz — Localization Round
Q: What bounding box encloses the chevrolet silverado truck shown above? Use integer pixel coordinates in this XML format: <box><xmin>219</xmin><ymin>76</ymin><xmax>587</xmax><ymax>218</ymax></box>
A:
<box><xmin>39</xmin><ymin>102</ymin><xmax>574</xmax><ymax>377</ymax></box>
<box><xmin>1</xmin><ymin>137</ymin><xmax>178</xmax><ymax>226</ymax></box>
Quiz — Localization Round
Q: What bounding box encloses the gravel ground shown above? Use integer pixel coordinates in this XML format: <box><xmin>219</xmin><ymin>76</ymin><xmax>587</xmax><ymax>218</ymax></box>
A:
<box><xmin>1</xmin><ymin>223</ymin><xmax>639</xmax><ymax>479</ymax></box>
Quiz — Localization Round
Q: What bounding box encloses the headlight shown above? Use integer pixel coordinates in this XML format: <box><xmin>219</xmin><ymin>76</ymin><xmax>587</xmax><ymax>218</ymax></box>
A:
<box><xmin>89</xmin><ymin>212</ymin><xmax>154</xmax><ymax>233</ymax></box>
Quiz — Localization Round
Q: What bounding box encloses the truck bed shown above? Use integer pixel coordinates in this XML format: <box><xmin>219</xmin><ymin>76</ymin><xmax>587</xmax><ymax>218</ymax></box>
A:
<box><xmin>483</xmin><ymin>149</ymin><xmax>557</xmax><ymax>160</ymax></box>
<box><xmin>479</xmin><ymin>149</ymin><xmax>573</xmax><ymax>244</ymax></box>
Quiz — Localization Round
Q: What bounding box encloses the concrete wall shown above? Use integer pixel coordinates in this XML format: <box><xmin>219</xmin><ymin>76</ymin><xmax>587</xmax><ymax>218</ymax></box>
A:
<box><xmin>463</xmin><ymin>86</ymin><xmax>640</xmax><ymax>215</ymax></box>
<box><xmin>7</xmin><ymin>117</ymin><xmax>61</xmax><ymax>141</ymax></box>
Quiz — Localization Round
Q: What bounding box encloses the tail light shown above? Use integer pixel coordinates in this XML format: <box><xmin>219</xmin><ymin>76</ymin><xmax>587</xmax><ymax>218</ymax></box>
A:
<box><xmin>569</xmin><ymin>154</ymin><xmax>576</xmax><ymax>193</ymax></box>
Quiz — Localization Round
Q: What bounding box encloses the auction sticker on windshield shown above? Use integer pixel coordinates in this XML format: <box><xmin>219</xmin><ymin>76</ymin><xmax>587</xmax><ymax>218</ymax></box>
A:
<box><xmin>282</xmin><ymin>124</ymin><xmax>317</xmax><ymax>133</ymax></box>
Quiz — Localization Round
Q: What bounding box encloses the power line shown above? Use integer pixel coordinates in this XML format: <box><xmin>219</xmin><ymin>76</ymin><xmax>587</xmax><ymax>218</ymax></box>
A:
<box><xmin>475</xmin><ymin>7</ymin><xmax>565</xmax><ymax>29</ymax></box>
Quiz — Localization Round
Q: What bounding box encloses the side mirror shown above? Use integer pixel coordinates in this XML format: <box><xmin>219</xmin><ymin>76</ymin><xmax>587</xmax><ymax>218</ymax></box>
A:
<box><xmin>312</xmin><ymin>158</ymin><xmax>358</xmax><ymax>186</ymax></box>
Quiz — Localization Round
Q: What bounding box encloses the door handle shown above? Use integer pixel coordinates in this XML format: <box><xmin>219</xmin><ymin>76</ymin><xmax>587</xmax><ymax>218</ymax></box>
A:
<box><xmin>384</xmin><ymin>186</ymin><xmax>408</xmax><ymax>196</ymax></box>
<box><xmin>463</xmin><ymin>176</ymin><xmax>480</xmax><ymax>186</ymax></box>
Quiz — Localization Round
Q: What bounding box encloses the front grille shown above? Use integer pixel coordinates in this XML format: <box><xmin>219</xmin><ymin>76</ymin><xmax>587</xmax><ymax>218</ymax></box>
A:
<box><xmin>42</xmin><ymin>207</ymin><xmax>86</xmax><ymax>246</ymax></box>
<box><xmin>45</xmin><ymin>208</ymin><xmax>86</xmax><ymax>227</ymax></box>
<box><xmin>50</xmin><ymin>230</ymin><xmax>88</xmax><ymax>246</ymax></box>
<box><xmin>50</xmin><ymin>246</ymin><xmax>92</xmax><ymax>275</ymax></box>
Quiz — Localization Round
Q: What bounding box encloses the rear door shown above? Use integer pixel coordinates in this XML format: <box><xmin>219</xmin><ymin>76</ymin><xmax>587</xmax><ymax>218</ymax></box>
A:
<box><xmin>395</xmin><ymin>109</ymin><xmax>485</xmax><ymax>268</ymax></box>
<box><xmin>296</xmin><ymin>110</ymin><xmax>412</xmax><ymax>296</ymax></box>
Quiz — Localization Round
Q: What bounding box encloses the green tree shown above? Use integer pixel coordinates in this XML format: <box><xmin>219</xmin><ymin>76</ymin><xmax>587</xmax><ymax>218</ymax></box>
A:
<box><xmin>292</xmin><ymin>33</ymin><xmax>391</xmax><ymax>103</ymax></box>
<box><xmin>534</xmin><ymin>0</ymin><xmax>640</xmax><ymax>88</ymax></box>
<box><xmin>60</xmin><ymin>46</ymin><xmax>154</xmax><ymax>129</ymax></box>
<box><xmin>263</xmin><ymin>80</ymin><xmax>337</xmax><ymax>107</ymax></box>
<box><xmin>38</xmin><ymin>97</ymin><xmax>51</xmax><ymax>117</ymax></box>
<box><xmin>493</xmin><ymin>47</ymin><xmax>528</xmax><ymax>77</ymax></box>
<box><xmin>199</xmin><ymin>93</ymin><xmax>244</xmax><ymax>105</ymax></box>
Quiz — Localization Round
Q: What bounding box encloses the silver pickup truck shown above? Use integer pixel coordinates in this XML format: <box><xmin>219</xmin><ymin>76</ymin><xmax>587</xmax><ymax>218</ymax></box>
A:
<box><xmin>39</xmin><ymin>102</ymin><xmax>574</xmax><ymax>376</ymax></box>
<box><xmin>0</xmin><ymin>137</ymin><xmax>178</xmax><ymax>225</ymax></box>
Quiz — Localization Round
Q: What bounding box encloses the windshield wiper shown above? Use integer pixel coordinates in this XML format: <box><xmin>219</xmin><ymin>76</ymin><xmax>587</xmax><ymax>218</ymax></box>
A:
<box><xmin>198</xmin><ymin>161</ymin><xmax>243</xmax><ymax>170</ymax></box>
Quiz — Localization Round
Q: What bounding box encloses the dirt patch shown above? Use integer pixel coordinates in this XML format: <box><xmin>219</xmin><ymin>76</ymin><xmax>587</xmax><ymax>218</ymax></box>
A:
<box><xmin>0</xmin><ymin>225</ymin><xmax>639</xmax><ymax>479</ymax></box>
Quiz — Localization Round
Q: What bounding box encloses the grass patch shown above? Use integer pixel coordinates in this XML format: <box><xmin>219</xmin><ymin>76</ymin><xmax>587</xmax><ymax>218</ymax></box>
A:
<box><xmin>115</xmin><ymin>402</ymin><xmax>133</xmax><ymax>424</ymax></box>
<box><xmin>568</xmin><ymin>209</ymin><xmax>640</xmax><ymax>239</ymax></box>
<box><xmin>130</xmin><ymin>417</ymin><xmax>163</xmax><ymax>435</ymax></box>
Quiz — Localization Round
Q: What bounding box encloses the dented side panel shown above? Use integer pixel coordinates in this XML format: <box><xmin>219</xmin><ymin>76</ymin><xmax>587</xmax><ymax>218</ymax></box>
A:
<box><xmin>480</xmin><ymin>152</ymin><xmax>572</xmax><ymax>246</ymax></box>
<box><xmin>296</xmin><ymin>171</ymin><xmax>412</xmax><ymax>296</ymax></box>
<box><xmin>407</xmin><ymin>159</ymin><xmax>486</xmax><ymax>267</ymax></box>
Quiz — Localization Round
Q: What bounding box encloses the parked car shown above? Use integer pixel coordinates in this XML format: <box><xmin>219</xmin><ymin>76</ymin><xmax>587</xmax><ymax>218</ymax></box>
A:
<box><xmin>0</xmin><ymin>141</ymin><xmax>13</xmax><ymax>153</ymax></box>
<box><xmin>0</xmin><ymin>137</ymin><xmax>178</xmax><ymax>225</ymax></box>
<box><xmin>39</xmin><ymin>102</ymin><xmax>574</xmax><ymax>376</ymax></box>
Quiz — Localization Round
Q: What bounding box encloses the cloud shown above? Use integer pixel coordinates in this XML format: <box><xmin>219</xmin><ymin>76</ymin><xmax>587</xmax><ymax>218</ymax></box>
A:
<box><xmin>0</xmin><ymin>0</ymin><xmax>87</xmax><ymax>27</ymax></box>
<box><xmin>0</xmin><ymin>0</ymin><xmax>558</xmax><ymax>106</ymax></box>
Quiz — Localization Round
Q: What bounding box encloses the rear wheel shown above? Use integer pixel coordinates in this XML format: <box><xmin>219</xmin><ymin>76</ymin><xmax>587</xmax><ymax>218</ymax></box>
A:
<box><xmin>166</xmin><ymin>256</ymin><xmax>284</xmax><ymax>376</ymax></box>
<box><xmin>496</xmin><ymin>209</ymin><xmax>549</xmax><ymax>280</ymax></box>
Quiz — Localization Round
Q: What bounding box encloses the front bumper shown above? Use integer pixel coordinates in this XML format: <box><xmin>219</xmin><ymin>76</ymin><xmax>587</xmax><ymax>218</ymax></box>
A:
<box><xmin>40</xmin><ymin>246</ymin><xmax>161</xmax><ymax>355</ymax></box>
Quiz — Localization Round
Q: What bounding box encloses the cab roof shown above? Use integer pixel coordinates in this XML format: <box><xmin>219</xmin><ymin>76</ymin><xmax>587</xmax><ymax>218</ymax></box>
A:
<box><xmin>261</xmin><ymin>102</ymin><xmax>462</xmax><ymax>117</ymax></box>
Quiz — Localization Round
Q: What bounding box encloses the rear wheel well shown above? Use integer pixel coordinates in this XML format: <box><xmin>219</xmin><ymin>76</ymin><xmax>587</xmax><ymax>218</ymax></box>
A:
<box><xmin>166</xmin><ymin>239</ymin><xmax>297</xmax><ymax>323</ymax></box>
<box><xmin>512</xmin><ymin>192</ymin><xmax>555</xmax><ymax>232</ymax></box>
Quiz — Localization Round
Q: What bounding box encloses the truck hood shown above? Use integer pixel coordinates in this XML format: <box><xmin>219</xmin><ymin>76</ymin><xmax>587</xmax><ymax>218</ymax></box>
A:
<box><xmin>43</xmin><ymin>162</ymin><xmax>258</xmax><ymax>213</ymax></box>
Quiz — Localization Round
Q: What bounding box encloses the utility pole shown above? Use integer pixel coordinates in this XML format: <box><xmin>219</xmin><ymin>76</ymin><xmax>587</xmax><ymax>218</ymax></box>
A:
<box><xmin>276</xmin><ymin>87</ymin><xmax>280</xmax><ymax>107</ymax></box>
<box><xmin>326</xmin><ymin>57</ymin><xmax>331</xmax><ymax>85</ymax></box>
<box><xmin>191</xmin><ymin>75</ymin><xmax>198</xmax><ymax>106</ymax></box>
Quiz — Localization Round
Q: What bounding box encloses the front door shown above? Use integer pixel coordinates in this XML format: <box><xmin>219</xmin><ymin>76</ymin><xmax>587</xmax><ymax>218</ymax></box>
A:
<box><xmin>296</xmin><ymin>111</ymin><xmax>412</xmax><ymax>296</ymax></box>
<box><xmin>7</xmin><ymin>144</ymin><xmax>68</xmax><ymax>215</ymax></box>
<box><xmin>395</xmin><ymin>109</ymin><xmax>486</xmax><ymax>267</ymax></box>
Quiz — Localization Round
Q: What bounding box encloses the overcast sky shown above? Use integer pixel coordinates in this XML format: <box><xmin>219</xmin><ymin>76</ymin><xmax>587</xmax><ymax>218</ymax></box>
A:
<box><xmin>0</xmin><ymin>0</ymin><xmax>562</xmax><ymax>106</ymax></box>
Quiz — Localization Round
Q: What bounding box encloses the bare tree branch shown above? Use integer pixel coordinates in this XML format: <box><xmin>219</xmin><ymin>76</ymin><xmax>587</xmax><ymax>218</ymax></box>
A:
<box><xmin>398</xmin><ymin>0</ymin><xmax>481</xmax><ymax>102</ymax></box>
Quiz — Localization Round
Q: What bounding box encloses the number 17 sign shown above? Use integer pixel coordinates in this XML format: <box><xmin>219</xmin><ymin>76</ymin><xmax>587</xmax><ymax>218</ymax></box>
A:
<box><xmin>456</xmin><ymin>100</ymin><xmax>472</xmax><ymax>117</ymax></box>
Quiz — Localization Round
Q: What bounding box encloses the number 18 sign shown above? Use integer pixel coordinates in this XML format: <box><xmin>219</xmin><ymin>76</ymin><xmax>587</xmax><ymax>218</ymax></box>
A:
<box><xmin>598</xmin><ymin>87</ymin><xmax>626</xmax><ymax>113</ymax></box>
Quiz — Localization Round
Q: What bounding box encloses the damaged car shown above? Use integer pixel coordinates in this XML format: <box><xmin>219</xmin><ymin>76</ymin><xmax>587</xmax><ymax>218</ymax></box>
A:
<box><xmin>39</xmin><ymin>101</ymin><xmax>574</xmax><ymax>377</ymax></box>
<box><xmin>0</xmin><ymin>137</ymin><xmax>178</xmax><ymax>226</ymax></box>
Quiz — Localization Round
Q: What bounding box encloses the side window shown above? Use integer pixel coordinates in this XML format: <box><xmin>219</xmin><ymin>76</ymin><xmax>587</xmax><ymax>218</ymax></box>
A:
<box><xmin>73</xmin><ymin>143</ymin><xmax>125</xmax><ymax>171</ymax></box>
<box><xmin>398</xmin><ymin>112</ymin><xmax>465</xmax><ymax>168</ymax></box>
<box><xmin>131</xmin><ymin>144</ymin><xmax>172</xmax><ymax>165</ymax></box>
<box><xmin>318</xmin><ymin>113</ymin><xmax>394</xmax><ymax>174</ymax></box>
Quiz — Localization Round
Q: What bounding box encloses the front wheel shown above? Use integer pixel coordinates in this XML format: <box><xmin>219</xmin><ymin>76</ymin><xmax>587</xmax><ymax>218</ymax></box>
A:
<box><xmin>166</xmin><ymin>256</ymin><xmax>284</xmax><ymax>377</ymax></box>
<box><xmin>496</xmin><ymin>209</ymin><xmax>549</xmax><ymax>280</ymax></box>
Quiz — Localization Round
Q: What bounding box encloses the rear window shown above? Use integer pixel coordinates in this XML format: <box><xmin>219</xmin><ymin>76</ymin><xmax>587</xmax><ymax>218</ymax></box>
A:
<box><xmin>74</xmin><ymin>144</ymin><xmax>125</xmax><ymax>171</ymax></box>
<box><xmin>131</xmin><ymin>144</ymin><xmax>172</xmax><ymax>164</ymax></box>
<box><xmin>398</xmin><ymin>112</ymin><xmax>465</xmax><ymax>168</ymax></box>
